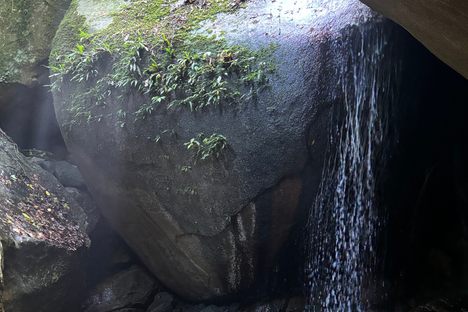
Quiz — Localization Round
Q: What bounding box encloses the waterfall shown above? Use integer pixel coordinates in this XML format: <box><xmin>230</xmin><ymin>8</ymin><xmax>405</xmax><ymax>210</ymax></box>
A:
<box><xmin>306</xmin><ymin>23</ymin><xmax>400</xmax><ymax>311</ymax></box>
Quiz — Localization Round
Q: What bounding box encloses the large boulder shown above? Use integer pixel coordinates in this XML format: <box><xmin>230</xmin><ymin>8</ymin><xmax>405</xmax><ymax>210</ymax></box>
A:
<box><xmin>0</xmin><ymin>130</ymin><xmax>89</xmax><ymax>312</ymax></box>
<box><xmin>359</xmin><ymin>0</ymin><xmax>468</xmax><ymax>78</ymax></box>
<box><xmin>0</xmin><ymin>0</ymin><xmax>71</xmax><ymax>85</ymax></box>
<box><xmin>50</xmin><ymin>0</ymin><xmax>405</xmax><ymax>302</ymax></box>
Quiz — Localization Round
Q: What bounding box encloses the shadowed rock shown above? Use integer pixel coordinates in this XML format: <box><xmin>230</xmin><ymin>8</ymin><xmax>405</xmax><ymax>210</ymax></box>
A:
<box><xmin>83</xmin><ymin>265</ymin><xmax>158</xmax><ymax>312</ymax></box>
<box><xmin>359</xmin><ymin>0</ymin><xmax>468</xmax><ymax>78</ymax></box>
<box><xmin>0</xmin><ymin>130</ymin><xmax>89</xmax><ymax>312</ymax></box>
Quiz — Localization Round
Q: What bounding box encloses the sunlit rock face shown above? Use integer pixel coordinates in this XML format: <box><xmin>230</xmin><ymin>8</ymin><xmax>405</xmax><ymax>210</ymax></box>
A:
<box><xmin>0</xmin><ymin>0</ymin><xmax>71</xmax><ymax>86</ymax></box>
<box><xmin>51</xmin><ymin>0</ymin><xmax>392</xmax><ymax>301</ymax></box>
<box><xmin>0</xmin><ymin>130</ymin><xmax>89</xmax><ymax>312</ymax></box>
<box><xmin>359</xmin><ymin>0</ymin><xmax>468</xmax><ymax>79</ymax></box>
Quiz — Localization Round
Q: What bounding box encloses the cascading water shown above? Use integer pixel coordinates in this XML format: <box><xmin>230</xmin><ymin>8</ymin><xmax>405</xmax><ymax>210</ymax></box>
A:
<box><xmin>306</xmin><ymin>23</ymin><xmax>400</xmax><ymax>311</ymax></box>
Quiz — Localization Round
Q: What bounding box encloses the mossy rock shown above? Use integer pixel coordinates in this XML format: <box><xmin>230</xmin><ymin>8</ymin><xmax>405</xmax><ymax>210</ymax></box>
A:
<box><xmin>0</xmin><ymin>0</ymin><xmax>71</xmax><ymax>85</ymax></box>
<box><xmin>50</xmin><ymin>0</ymin><xmax>393</xmax><ymax>302</ymax></box>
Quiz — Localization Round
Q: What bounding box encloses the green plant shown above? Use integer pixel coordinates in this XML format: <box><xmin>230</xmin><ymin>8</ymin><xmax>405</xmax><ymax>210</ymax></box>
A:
<box><xmin>75</xmin><ymin>43</ymin><xmax>85</xmax><ymax>54</ymax></box>
<box><xmin>185</xmin><ymin>133</ymin><xmax>227</xmax><ymax>161</ymax></box>
<box><xmin>49</xmin><ymin>42</ymin><xmax>104</xmax><ymax>91</ymax></box>
<box><xmin>78</xmin><ymin>28</ymin><xmax>92</xmax><ymax>41</ymax></box>
<box><xmin>161</xmin><ymin>33</ymin><xmax>175</xmax><ymax>58</ymax></box>
<box><xmin>176</xmin><ymin>186</ymin><xmax>198</xmax><ymax>196</ymax></box>
<box><xmin>180</xmin><ymin>165</ymin><xmax>192</xmax><ymax>172</ymax></box>
<box><xmin>116</xmin><ymin>109</ymin><xmax>127</xmax><ymax>128</ymax></box>
<box><xmin>49</xmin><ymin>0</ymin><xmax>276</xmax><ymax>128</ymax></box>
<box><xmin>133</xmin><ymin>40</ymin><xmax>273</xmax><ymax>118</ymax></box>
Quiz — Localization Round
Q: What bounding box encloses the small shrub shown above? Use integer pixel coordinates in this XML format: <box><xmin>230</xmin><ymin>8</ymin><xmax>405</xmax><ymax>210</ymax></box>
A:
<box><xmin>185</xmin><ymin>133</ymin><xmax>227</xmax><ymax>161</ymax></box>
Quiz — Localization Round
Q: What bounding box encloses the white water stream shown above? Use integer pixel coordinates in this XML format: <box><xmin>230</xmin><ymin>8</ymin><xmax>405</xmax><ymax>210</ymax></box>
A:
<box><xmin>307</xmin><ymin>24</ymin><xmax>399</xmax><ymax>311</ymax></box>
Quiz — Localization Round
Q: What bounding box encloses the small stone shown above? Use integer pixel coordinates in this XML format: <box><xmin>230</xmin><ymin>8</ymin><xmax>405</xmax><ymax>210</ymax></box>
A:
<box><xmin>65</xmin><ymin>187</ymin><xmax>100</xmax><ymax>233</ymax></box>
<box><xmin>83</xmin><ymin>265</ymin><xmax>157</xmax><ymax>312</ymax></box>
<box><xmin>38</xmin><ymin>159</ymin><xmax>56</xmax><ymax>174</ymax></box>
<box><xmin>147</xmin><ymin>292</ymin><xmax>174</xmax><ymax>312</ymax></box>
<box><xmin>53</xmin><ymin>160</ymin><xmax>86</xmax><ymax>189</ymax></box>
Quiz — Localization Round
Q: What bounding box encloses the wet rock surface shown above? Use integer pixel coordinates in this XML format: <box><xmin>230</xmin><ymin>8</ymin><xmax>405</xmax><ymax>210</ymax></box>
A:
<box><xmin>50</xmin><ymin>0</ymin><xmax>394</xmax><ymax>301</ymax></box>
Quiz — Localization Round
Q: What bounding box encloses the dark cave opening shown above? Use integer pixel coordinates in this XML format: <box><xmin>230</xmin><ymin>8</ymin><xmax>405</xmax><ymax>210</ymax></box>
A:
<box><xmin>381</xmin><ymin>34</ymin><xmax>468</xmax><ymax>309</ymax></box>
<box><xmin>0</xmin><ymin>78</ymin><xmax>67</xmax><ymax>158</ymax></box>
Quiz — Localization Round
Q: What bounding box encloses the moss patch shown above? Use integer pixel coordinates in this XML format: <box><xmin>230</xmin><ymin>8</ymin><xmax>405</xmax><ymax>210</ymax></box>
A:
<box><xmin>51</xmin><ymin>0</ymin><xmax>241</xmax><ymax>59</ymax></box>
<box><xmin>50</xmin><ymin>0</ymin><xmax>88</xmax><ymax>65</ymax></box>
<box><xmin>51</xmin><ymin>0</ymin><xmax>275</xmax><ymax>131</ymax></box>
<box><xmin>0</xmin><ymin>0</ymin><xmax>71</xmax><ymax>84</ymax></box>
